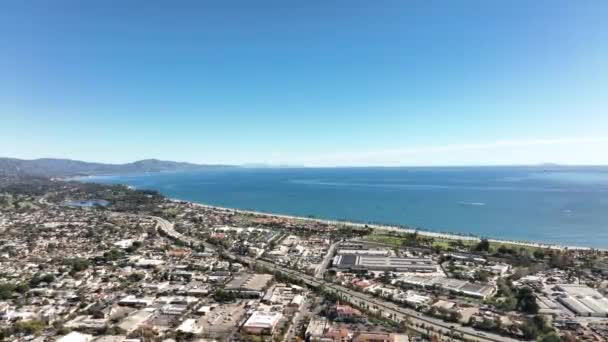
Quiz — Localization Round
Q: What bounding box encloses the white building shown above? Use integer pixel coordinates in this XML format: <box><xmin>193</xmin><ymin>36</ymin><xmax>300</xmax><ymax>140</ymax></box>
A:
<box><xmin>177</xmin><ymin>318</ymin><xmax>203</xmax><ymax>335</ymax></box>
<box><xmin>57</xmin><ymin>331</ymin><xmax>94</xmax><ymax>342</ymax></box>
<box><xmin>242</xmin><ymin>311</ymin><xmax>282</xmax><ymax>335</ymax></box>
<box><xmin>556</xmin><ymin>284</ymin><xmax>608</xmax><ymax>317</ymax></box>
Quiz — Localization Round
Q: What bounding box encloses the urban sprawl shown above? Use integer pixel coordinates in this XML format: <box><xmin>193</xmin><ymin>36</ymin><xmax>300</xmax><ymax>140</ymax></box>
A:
<box><xmin>1</xmin><ymin>178</ymin><xmax>608</xmax><ymax>342</ymax></box>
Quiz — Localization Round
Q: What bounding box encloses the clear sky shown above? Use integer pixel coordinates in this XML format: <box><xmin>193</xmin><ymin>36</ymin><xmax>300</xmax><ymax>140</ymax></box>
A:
<box><xmin>2</xmin><ymin>1</ymin><xmax>607</xmax><ymax>166</ymax></box>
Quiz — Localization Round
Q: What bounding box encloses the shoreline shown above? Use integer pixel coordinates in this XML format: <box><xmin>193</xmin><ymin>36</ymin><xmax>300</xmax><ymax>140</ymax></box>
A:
<box><xmin>68</xmin><ymin>176</ymin><xmax>605</xmax><ymax>251</ymax></box>
<box><xmin>171</xmin><ymin>199</ymin><xmax>602</xmax><ymax>252</ymax></box>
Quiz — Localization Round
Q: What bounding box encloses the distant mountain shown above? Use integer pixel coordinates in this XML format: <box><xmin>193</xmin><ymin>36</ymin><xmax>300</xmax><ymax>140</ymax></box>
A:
<box><xmin>0</xmin><ymin>158</ymin><xmax>234</xmax><ymax>178</ymax></box>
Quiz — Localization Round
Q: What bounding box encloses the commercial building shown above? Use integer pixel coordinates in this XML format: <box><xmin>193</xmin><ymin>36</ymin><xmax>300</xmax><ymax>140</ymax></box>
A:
<box><xmin>332</xmin><ymin>255</ymin><xmax>437</xmax><ymax>273</ymax></box>
<box><xmin>225</xmin><ymin>273</ymin><xmax>273</xmax><ymax>297</ymax></box>
<box><xmin>118</xmin><ymin>295</ymin><xmax>154</xmax><ymax>308</ymax></box>
<box><xmin>556</xmin><ymin>284</ymin><xmax>608</xmax><ymax>317</ymax></box>
<box><xmin>397</xmin><ymin>275</ymin><xmax>495</xmax><ymax>299</ymax></box>
<box><xmin>305</xmin><ymin>317</ymin><xmax>328</xmax><ymax>340</ymax></box>
<box><xmin>242</xmin><ymin>311</ymin><xmax>282</xmax><ymax>335</ymax></box>
<box><xmin>56</xmin><ymin>331</ymin><xmax>93</xmax><ymax>342</ymax></box>
<box><xmin>118</xmin><ymin>308</ymin><xmax>154</xmax><ymax>333</ymax></box>
<box><xmin>336</xmin><ymin>249</ymin><xmax>390</xmax><ymax>257</ymax></box>
<box><xmin>177</xmin><ymin>318</ymin><xmax>203</xmax><ymax>335</ymax></box>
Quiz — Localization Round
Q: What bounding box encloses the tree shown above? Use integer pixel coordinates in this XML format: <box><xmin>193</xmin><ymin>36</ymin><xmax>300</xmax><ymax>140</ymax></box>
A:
<box><xmin>14</xmin><ymin>320</ymin><xmax>46</xmax><ymax>335</ymax></box>
<box><xmin>516</xmin><ymin>287</ymin><xmax>539</xmax><ymax>314</ymax></box>
<box><xmin>538</xmin><ymin>332</ymin><xmax>561</xmax><ymax>342</ymax></box>
<box><xmin>128</xmin><ymin>272</ymin><xmax>145</xmax><ymax>283</ymax></box>
<box><xmin>29</xmin><ymin>273</ymin><xmax>55</xmax><ymax>287</ymax></box>
<box><xmin>213</xmin><ymin>289</ymin><xmax>236</xmax><ymax>303</ymax></box>
<box><xmin>474</xmin><ymin>270</ymin><xmax>490</xmax><ymax>282</ymax></box>
<box><xmin>379</xmin><ymin>271</ymin><xmax>392</xmax><ymax>284</ymax></box>
<box><xmin>533</xmin><ymin>249</ymin><xmax>545</xmax><ymax>260</ymax></box>
<box><xmin>474</xmin><ymin>239</ymin><xmax>490</xmax><ymax>252</ymax></box>
<box><xmin>497</xmin><ymin>296</ymin><xmax>517</xmax><ymax>312</ymax></box>
<box><xmin>0</xmin><ymin>283</ymin><xmax>16</xmax><ymax>300</ymax></box>
<box><xmin>447</xmin><ymin>311</ymin><xmax>462</xmax><ymax>323</ymax></box>
<box><xmin>64</xmin><ymin>258</ymin><xmax>91</xmax><ymax>273</ymax></box>
<box><xmin>520</xmin><ymin>320</ymin><xmax>539</xmax><ymax>340</ymax></box>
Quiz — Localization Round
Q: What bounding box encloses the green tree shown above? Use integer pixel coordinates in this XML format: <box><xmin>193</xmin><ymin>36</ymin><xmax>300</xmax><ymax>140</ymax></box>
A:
<box><xmin>0</xmin><ymin>283</ymin><xmax>16</xmax><ymax>300</ymax></box>
<box><xmin>537</xmin><ymin>333</ymin><xmax>561</xmax><ymax>342</ymax></box>
<box><xmin>516</xmin><ymin>287</ymin><xmax>539</xmax><ymax>314</ymax></box>
<box><xmin>14</xmin><ymin>320</ymin><xmax>47</xmax><ymax>335</ymax></box>
<box><xmin>474</xmin><ymin>238</ymin><xmax>490</xmax><ymax>252</ymax></box>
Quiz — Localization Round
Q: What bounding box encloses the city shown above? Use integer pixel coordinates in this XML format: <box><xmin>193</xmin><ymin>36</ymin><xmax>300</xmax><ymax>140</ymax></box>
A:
<box><xmin>1</xmin><ymin>178</ymin><xmax>608</xmax><ymax>341</ymax></box>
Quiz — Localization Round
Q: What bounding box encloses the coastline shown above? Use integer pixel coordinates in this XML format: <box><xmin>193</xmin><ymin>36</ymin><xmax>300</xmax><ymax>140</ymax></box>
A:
<box><xmin>171</xmin><ymin>199</ymin><xmax>601</xmax><ymax>252</ymax></box>
<box><xmin>70</xmin><ymin>173</ymin><xmax>607</xmax><ymax>252</ymax></box>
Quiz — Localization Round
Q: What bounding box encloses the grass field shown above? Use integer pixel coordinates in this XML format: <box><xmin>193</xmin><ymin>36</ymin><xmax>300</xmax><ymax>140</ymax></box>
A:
<box><xmin>364</xmin><ymin>231</ymin><xmax>546</xmax><ymax>254</ymax></box>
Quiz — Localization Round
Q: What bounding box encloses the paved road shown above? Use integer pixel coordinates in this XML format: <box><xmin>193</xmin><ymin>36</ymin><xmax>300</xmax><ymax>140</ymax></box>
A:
<box><xmin>150</xmin><ymin>215</ymin><xmax>216</xmax><ymax>252</ymax></box>
<box><xmin>315</xmin><ymin>241</ymin><xmax>338</xmax><ymax>278</ymax></box>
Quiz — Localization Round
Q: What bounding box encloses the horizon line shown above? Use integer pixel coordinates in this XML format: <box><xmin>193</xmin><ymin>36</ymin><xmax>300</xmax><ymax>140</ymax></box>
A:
<box><xmin>3</xmin><ymin>156</ymin><xmax>608</xmax><ymax>169</ymax></box>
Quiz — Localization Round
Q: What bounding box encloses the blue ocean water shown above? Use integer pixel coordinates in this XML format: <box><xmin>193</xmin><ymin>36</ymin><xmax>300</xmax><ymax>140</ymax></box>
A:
<box><xmin>82</xmin><ymin>167</ymin><xmax>608</xmax><ymax>248</ymax></box>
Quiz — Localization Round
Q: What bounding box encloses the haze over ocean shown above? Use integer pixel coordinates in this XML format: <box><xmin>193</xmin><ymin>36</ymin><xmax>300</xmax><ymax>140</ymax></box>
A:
<box><xmin>83</xmin><ymin>166</ymin><xmax>608</xmax><ymax>248</ymax></box>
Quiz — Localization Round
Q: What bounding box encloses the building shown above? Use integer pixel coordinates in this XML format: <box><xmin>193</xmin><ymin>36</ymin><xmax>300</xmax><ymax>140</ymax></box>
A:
<box><xmin>305</xmin><ymin>317</ymin><xmax>328</xmax><ymax>340</ymax></box>
<box><xmin>332</xmin><ymin>255</ymin><xmax>437</xmax><ymax>273</ymax></box>
<box><xmin>334</xmin><ymin>304</ymin><xmax>363</xmax><ymax>320</ymax></box>
<box><xmin>398</xmin><ymin>290</ymin><xmax>431</xmax><ymax>308</ymax></box>
<box><xmin>177</xmin><ymin>318</ymin><xmax>203</xmax><ymax>335</ymax></box>
<box><xmin>556</xmin><ymin>284</ymin><xmax>608</xmax><ymax>317</ymax></box>
<box><xmin>336</xmin><ymin>249</ymin><xmax>390</xmax><ymax>257</ymax></box>
<box><xmin>56</xmin><ymin>331</ymin><xmax>94</xmax><ymax>342</ymax></box>
<box><xmin>225</xmin><ymin>273</ymin><xmax>273</xmax><ymax>297</ymax></box>
<box><xmin>242</xmin><ymin>311</ymin><xmax>282</xmax><ymax>335</ymax></box>
<box><xmin>118</xmin><ymin>308</ymin><xmax>154</xmax><ymax>333</ymax></box>
<box><xmin>397</xmin><ymin>275</ymin><xmax>495</xmax><ymax>299</ymax></box>
<box><xmin>290</xmin><ymin>294</ymin><xmax>304</xmax><ymax>307</ymax></box>
<box><xmin>352</xmin><ymin>332</ymin><xmax>409</xmax><ymax>342</ymax></box>
<box><xmin>118</xmin><ymin>295</ymin><xmax>154</xmax><ymax>308</ymax></box>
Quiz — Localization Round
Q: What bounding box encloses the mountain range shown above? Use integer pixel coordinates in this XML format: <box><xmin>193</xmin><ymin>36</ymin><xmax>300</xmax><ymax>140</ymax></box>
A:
<box><xmin>0</xmin><ymin>158</ymin><xmax>233</xmax><ymax>178</ymax></box>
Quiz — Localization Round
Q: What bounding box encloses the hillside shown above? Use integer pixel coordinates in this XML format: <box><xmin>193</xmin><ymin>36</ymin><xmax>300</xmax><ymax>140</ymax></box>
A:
<box><xmin>0</xmin><ymin>158</ymin><xmax>233</xmax><ymax>177</ymax></box>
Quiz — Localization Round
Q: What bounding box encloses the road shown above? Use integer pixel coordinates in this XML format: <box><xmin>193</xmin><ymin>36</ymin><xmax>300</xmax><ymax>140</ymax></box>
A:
<box><xmin>151</xmin><ymin>215</ymin><xmax>519</xmax><ymax>342</ymax></box>
<box><xmin>150</xmin><ymin>215</ymin><xmax>216</xmax><ymax>252</ymax></box>
<box><xmin>315</xmin><ymin>241</ymin><xmax>338</xmax><ymax>278</ymax></box>
<box><xmin>283</xmin><ymin>297</ymin><xmax>309</xmax><ymax>342</ymax></box>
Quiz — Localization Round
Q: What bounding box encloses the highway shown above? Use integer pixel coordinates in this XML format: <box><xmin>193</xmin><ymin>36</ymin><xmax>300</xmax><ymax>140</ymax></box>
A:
<box><xmin>152</xmin><ymin>215</ymin><xmax>519</xmax><ymax>342</ymax></box>
<box><xmin>150</xmin><ymin>215</ymin><xmax>216</xmax><ymax>252</ymax></box>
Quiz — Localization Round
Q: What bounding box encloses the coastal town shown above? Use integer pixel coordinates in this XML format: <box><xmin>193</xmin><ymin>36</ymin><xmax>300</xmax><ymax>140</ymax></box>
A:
<box><xmin>1</xmin><ymin>177</ymin><xmax>608</xmax><ymax>342</ymax></box>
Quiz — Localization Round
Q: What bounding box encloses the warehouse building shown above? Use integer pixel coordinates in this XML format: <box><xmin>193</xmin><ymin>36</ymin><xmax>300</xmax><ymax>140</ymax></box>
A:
<box><xmin>332</xmin><ymin>255</ymin><xmax>437</xmax><ymax>273</ymax></box>
<box><xmin>242</xmin><ymin>311</ymin><xmax>283</xmax><ymax>335</ymax></box>
<box><xmin>556</xmin><ymin>284</ymin><xmax>608</xmax><ymax>317</ymax></box>
<box><xmin>397</xmin><ymin>275</ymin><xmax>495</xmax><ymax>299</ymax></box>
<box><xmin>225</xmin><ymin>273</ymin><xmax>273</xmax><ymax>297</ymax></box>
<box><xmin>336</xmin><ymin>249</ymin><xmax>390</xmax><ymax>256</ymax></box>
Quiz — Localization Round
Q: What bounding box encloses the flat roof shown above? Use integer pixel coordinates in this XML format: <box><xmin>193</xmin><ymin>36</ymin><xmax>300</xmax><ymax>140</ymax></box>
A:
<box><xmin>243</xmin><ymin>311</ymin><xmax>282</xmax><ymax>328</ymax></box>
<box><xmin>226</xmin><ymin>273</ymin><xmax>273</xmax><ymax>292</ymax></box>
<box><xmin>334</xmin><ymin>255</ymin><xmax>436</xmax><ymax>271</ymax></box>
<box><xmin>557</xmin><ymin>284</ymin><xmax>608</xmax><ymax>316</ymax></box>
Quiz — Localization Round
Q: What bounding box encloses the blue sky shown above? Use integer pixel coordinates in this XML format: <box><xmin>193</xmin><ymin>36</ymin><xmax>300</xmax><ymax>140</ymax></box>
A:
<box><xmin>2</xmin><ymin>1</ymin><xmax>607</xmax><ymax>166</ymax></box>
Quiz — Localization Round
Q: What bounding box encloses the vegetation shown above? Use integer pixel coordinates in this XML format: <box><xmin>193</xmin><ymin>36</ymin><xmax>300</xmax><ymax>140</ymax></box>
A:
<box><xmin>64</xmin><ymin>257</ymin><xmax>91</xmax><ymax>273</ymax></box>
<box><xmin>13</xmin><ymin>320</ymin><xmax>47</xmax><ymax>335</ymax></box>
<box><xmin>212</xmin><ymin>288</ymin><xmax>237</xmax><ymax>302</ymax></box>
<box><xmin>29</xmin><ymin>273</ymin><xmax>55</xmax><ymax>287</ymax></box>
<box><xmin>516</xmin><ymin>287</ymin><xmax>539</xmax><ymax>314</ymax></box>
<box><xmin>0</xmin><ymin>283</ymin><xmax>17</xmax><ymax>300</ymax></box>
<box><xmin>474</xmin><ymin>238</ymin><xmax>490</xmax><ymax>252</ymax></box>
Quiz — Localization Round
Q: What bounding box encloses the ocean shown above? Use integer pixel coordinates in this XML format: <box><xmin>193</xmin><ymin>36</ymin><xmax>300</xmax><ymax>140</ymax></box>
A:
<box><xmin>81</xmin><ymin>166</ymin><xmax>608</xmax><ymax>248</ymax></box>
